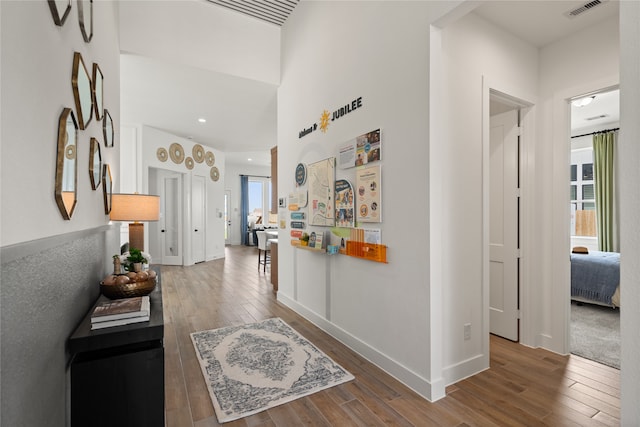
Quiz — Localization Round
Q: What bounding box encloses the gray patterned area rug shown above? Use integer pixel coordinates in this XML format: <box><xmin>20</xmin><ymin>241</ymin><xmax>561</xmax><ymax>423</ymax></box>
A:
<box><xmin>190</xmin><ymin>317</ymin><xmax>355</xmax><ymax>423</ymax></box>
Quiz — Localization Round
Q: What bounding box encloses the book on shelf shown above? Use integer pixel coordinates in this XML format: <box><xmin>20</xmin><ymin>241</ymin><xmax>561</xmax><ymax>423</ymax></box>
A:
<box><xmin>91</xmin><ymin>296</ymin><xmax>150</xmax><ymax>324</ymax></box>
<box><xmin>90</xmin><ymin>314</ymin><xmax>150</xmax><ymax>330</ymax></box>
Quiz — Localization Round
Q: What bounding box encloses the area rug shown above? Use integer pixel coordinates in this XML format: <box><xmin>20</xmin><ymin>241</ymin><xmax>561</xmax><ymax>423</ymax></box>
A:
<box><xmin>570</xmin><ymin>301</ymin><xmax>620</xmax><ymax>369</ymax></box>
<box><xmin>190</xmin><ymin>317</ymin><xmax>355</xmax><ymax>423</ymax></box>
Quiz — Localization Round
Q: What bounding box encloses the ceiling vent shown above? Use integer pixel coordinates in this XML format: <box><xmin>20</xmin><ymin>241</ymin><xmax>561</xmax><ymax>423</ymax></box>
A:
<box><xmin>206</xmin><ymin>0</ymin><xmax>299</xmax><ymax>26</ymax></box>
<box><xmin>564</xmin><ymin>0</ymin><xmax>609</xmax><ymax>19</ymax></box>
<box><xmin>585</xmin><ymin>114</ymin><xmax>609</xmax><ymax>121</ymax></box>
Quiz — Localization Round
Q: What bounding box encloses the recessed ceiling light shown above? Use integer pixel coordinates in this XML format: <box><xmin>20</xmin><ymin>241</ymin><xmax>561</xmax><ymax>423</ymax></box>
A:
<box><xmin>198</xmin><ymin>118</ymin><xmax>206</xmax><ymax>123</ymax></box>
<box><xmin>571</xmin><ymin>95</ymin><xmax>595</xmax><ymax>107</ymax></box>
<box><xmin>248</xmin><ymin>158</ymin><xmax>253</xmax><ymax>162</ymax></box>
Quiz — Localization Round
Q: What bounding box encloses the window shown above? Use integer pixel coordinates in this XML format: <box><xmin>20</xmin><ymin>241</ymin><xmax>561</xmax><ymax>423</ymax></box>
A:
<box><xmin>247</xmin><ymin>177</ymin><xmax>271</xmax><ymax>226</ymax></box>
<box><xmin>570</xmin><ymin>149</ymin><xmax>596</xmax><ymax>237</ymax></box>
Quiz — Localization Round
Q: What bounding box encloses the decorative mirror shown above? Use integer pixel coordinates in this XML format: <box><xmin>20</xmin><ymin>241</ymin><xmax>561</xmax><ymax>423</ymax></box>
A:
<box><xmin>92</xmin><ymin>63</ymin><xmax>104</xmax><ymax>121</ymax></box>
<box><xmin>55</xmin><ymin>108</ymin><xmax>78</xmax><ymax>220</ymax></box>
<box><xmin>48</xmin><ymin>0</ymin><xmax>71</xmax><ymax>26</ymax></box>
<box><xmin>77</xmin><ymin>0</ymin><xmax>93</xmax><ymax>43</ymax></box>
<box><xmin>89</xmin><ymin>137</ymin><xmax>102</xmax><ymax>190</ymax></box>
<box><xmin>102</xmin><ymin>164</ymin><xmax>112</xmax><ymax>214</ymax></box>
<box><xmin>72</xmin><ymin>52</ymin><xmax>93</xmax><ymax>130</ymax></box>
<box><xmin>103</xmin><ymin>109</ymin><xmax>114</xmax><ymax>147</ymax></box>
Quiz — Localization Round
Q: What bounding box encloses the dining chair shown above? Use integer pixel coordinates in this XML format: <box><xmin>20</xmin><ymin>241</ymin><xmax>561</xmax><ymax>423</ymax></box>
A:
<box><xmin>256</xmin><ymin>231</ymin><xmax>271</xmax><ymax>272</ymax></box>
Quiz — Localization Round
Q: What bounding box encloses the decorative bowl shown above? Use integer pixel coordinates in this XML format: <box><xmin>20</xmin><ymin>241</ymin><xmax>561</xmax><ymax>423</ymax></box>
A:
<box><xmin>100</xmin><ymin>276</ymin><xmax>156</xmax><ymax>299</ymax></box>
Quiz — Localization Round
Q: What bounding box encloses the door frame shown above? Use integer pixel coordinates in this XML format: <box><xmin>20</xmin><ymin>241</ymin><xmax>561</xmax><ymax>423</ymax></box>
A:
<box><xmin>192</xmin><ymin>174</ymin><xmax>206</xmax><ymax>263</ymax></box>
<box><xmin>482</xmin><ymin>79</ymin><xmax>535</xmax><ymax>352</ymax></box>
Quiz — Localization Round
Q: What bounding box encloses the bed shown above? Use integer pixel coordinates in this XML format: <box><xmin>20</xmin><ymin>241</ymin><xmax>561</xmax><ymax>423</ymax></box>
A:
<box><xmin>571</xmin><ymin>250</ymin><xmax>620</xmax><ymax>307</ymax></box>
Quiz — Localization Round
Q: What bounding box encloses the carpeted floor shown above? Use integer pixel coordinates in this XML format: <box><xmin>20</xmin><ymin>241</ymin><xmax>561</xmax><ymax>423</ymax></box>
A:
<box><xmin>570</xmin><ymin>301</ymin><xmax>620</xmax><ymax>369</ymax></box>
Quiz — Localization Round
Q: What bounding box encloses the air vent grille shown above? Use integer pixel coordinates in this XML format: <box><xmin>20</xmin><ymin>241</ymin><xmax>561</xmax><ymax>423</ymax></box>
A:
<box><xmin>564</xmin><ymin>0</ymin><xmax>609</xmax><ymax>18</ymax></box>
<box><xmin>206</xmin><ymin>0</ymin><xmax>299</xmax><ymax>26</ymax></box>
<box><xmin>585</xmin><ymin>114</ymin><xmax>609</xmax><ymax>121</ymax></box>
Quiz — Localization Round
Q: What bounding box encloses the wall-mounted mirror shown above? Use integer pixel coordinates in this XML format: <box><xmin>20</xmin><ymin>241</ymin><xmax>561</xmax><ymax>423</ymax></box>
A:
<box><xmin>77</xmin><ymin>0</ymin><xmax>93</xmax><ymax>43</ymax></box>
<box><xmin>92</xmin><ymin>63</ymin><xmax>104</xmax><ymax>121</ymax></box>
<box><xmin>89</xmin><ymin>137</ymin><xmax>102</xmax><ymax>190</ymax></box>
<box><xmin>72</xmin><ymin>52</ymin><xmax>93</xmax><ymax>130</ymax></box>
<box><xmin>55</xmin><ymin>108</ymin><xmax>78</xmax><ymax>220</ymax></box>
<box><xmin>48</xmin><ymin>0</ymin><xmax>71</xmax><ymax>26</ymax></box>
<box><xmin>103</xmin><ymin>109</ymin><xmax>114</xmax><ymax>147</ymax></box>
<box><xmin>103</xmin><ymin>164</ymin><xmax>112</xmax><ymax>214</ymax></box>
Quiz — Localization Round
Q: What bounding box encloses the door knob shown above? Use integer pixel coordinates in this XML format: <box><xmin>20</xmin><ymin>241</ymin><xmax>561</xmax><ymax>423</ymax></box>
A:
<box><xmin>161</xmin><ymin>229</ymin><xmax>165</xmax><ymax>232</ymax></box>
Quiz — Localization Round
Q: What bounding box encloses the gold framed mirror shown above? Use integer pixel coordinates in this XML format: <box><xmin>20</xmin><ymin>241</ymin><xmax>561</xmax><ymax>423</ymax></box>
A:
<box><xmin>55</xmin><ymin>108</ymin><xmax>78</xmax><ymax>220</ymax></box>
<box><xmin>77</xmin><ymin>0</ymin><xmax>93</xmax><ymax>43</ymax></box>
<box><xmin>92</xmin><ymin>63</ymin><xmax>104</xmax><ymax>121</ymax></box>
<box><xmin>72</xmin><ymin>52</ymin><xmax>93</xmax><ymax>130</ymax></box>
<box><xmin>89</xmin><ymin>137</ymin><xmax>102</xmax><ymax>190</ymax></box>
<box><xmin>102</xmin><ymin>164</ymin><xmax>112</xmax><ymax>214</ymax></box>
<box><xmin>48</xmin><ymin>0</ymin><xmax>71</xmax><ymax>26</ymax></box>
<box><xmin>103</xmin><ymin>109</ymin><xmax>114</xmax><ymax>147</ymax></box>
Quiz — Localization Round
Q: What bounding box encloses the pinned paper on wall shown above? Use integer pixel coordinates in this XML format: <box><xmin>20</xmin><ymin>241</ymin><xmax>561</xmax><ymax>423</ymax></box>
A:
<box><xmin>308</xmin><ymin>158</ymin><xmax>335</xmax><ymax>226</ymax></box>
<box><xmin>338</xmin><ymin>129</ymin><xmax>381</xmax><ymax>169</ymax></box>
<box><xmin>288</xmin><ymin>191</ymin><xmax>308</xmax><ymax>208</ymax></box>
<box><xmin>356</xmin><ymin>165</ymin><xmax>381</xmax><ymax>223</ymax></box>
<box><xmin>335</xmin><ymin>179</ymin><xmax>355</xmax><ymax>228</ymax></box>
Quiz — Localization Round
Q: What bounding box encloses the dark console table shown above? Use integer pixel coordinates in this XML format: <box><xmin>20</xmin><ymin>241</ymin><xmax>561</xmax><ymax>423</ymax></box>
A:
<box><xmin>68</xmin><ymin>269</ymin><xmax>164</xmax><ymax>427</ymax></box>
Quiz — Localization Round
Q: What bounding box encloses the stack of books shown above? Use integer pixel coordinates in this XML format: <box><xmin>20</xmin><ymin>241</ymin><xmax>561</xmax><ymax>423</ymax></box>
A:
<box><xmin>90</xmin><ymin>296</ymin><xmax>150</xmax><ymax>330</ymax></box>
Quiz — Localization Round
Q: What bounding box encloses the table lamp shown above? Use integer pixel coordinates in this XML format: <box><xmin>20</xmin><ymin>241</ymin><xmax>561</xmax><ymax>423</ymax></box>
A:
<box><xmin>110</xmin><ymin>193</ymin><xmax>160</xmax><ymax>251</ymax></box>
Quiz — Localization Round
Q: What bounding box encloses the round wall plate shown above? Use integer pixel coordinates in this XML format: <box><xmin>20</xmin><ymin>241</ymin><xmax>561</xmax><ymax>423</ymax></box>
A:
<box><xmin>205</xmin><ymin>151</ymin><xmax>215</xmax><ymax>166</ymax></box>
<box><xmin>210</xmin><ymin>166</ymin><xmax>220</xmax><ymax>181</ymax></box>
<box><xmin>169</xmin><ymin>143</ymin><xmax>185</xmax><ymax>164</ymax></box>
<box><xmin>193</xmin><ymin>144</ymin><xmax>205</xmax><ymax>163</ymax></box>
<box><xmin>185</xmin><ymin>157</ymin><xmax>195</xmax><ymax>170</ymax></box>
<box><xmin>157</xmin><ymin>147</ymin><xmax>168</xmax><ymax>162</ymax></box>
<box><xmin>295</xmin><ymin>163</ymin><xmax>307</xmax><ymax>186</ymax></box>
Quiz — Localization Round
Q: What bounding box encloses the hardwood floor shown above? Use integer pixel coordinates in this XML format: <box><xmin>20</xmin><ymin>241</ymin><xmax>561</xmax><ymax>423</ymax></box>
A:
<box><xmin>161</xmin><ymin>245</ymin><xmax>620</xmax><ymax>426</ymax></box>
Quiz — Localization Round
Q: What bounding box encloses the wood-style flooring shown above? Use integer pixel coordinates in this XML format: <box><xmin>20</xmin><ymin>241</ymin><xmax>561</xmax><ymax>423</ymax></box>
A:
<box><xmin>161</xmin><ymin>245</ymin><xmax>620</xmax><ymax>426</ymax></box>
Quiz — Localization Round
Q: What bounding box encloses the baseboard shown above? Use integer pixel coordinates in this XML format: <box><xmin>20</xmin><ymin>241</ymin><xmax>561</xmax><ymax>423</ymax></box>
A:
<box><xmin>277</xmin><ymin>293</ymin><xmax>444</xmax><ymax>402</ymax></box>
<box><xmin>442</xmin><ymin>353</ymin><xmax>489</xmax><ymax>387</ymax></box>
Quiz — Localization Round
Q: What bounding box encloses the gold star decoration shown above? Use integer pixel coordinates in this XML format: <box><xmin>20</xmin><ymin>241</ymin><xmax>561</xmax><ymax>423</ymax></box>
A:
<box><xmin>319</xmin><ymin>110</ymin><xmax>331</xmax><ymax>133</ymax></box>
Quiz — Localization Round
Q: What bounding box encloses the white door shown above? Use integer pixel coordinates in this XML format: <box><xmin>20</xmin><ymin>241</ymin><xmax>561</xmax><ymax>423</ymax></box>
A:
<box><xmin>489</xmin><ymin>108</ymin><xmax>520</xmax><ymax>341</ymax></box>
<box><xmin>192</xmin><ymin>175</ymin><xmax>206</xmax><ymax>263</ymax></box>
<box><xmin>224</xmin><ymin>190</ymin><xmax>231</xmax><ymax>245</ymax></box>
<box><xmin>160</xmin><ymin>172</ymin><xmax>183</xmax><ymax>265</ymax></box>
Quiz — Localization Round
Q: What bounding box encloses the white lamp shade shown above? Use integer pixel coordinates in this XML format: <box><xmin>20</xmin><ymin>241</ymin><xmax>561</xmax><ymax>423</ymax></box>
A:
<box><xmin>110</xmin><ymin>194</ymin><xmax>160</xmax><ymax>221</ymax></box>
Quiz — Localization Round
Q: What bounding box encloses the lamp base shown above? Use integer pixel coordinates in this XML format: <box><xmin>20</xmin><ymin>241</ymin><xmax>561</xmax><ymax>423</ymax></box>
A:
<box><xmin>129</xmin><ymin>222</ymin><xmax>145</xmax><ymax>251</ymax></box>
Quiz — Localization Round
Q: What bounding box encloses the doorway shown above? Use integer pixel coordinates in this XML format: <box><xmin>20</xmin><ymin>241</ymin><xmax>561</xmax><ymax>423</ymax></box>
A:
<box><xmin>225</xmin><ymin>190</ymin><xmax>232</xmax><ymax>245</ymax></box>
<box><xmin>149</xmin><ymin>167</ymin><xmax>184</xmax><ymax>266</ymax></box>
<box><xmin>488</xmin><ymin>94</ymin><xmax>520</xmax><ymax>342</ymax></box>
<box><xmin>486</xmin><ymin>89</ymin><xmax>531</xmax><ymax>343</ymax></box>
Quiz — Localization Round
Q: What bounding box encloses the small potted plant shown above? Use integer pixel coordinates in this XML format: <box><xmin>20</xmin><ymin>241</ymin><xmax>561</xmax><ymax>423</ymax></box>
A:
<box><xmin>125</xmin><ymin>248</ymin><xmax>148</xmax><ymax>272</ymax></box>
<box><xmin>300</xmin><ymin>232</ymin><xmax>310</xmax><ymax>246</ymax></box>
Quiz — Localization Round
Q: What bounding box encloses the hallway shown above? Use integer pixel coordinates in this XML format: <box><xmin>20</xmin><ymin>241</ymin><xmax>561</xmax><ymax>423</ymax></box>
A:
<box><xmin>161</xmin><ymin>245</ymin><xmax>620</xmax><ymax>426</ymax></box>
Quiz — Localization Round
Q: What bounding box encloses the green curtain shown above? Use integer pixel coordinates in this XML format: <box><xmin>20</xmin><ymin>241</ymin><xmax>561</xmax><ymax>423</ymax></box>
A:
<box><xmin>593</xmin><ymin>131</ymin><xmax>616</xmax><ymax>251</ymax></box>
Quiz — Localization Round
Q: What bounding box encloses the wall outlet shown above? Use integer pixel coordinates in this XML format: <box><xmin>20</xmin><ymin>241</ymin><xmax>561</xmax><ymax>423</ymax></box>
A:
<box><xmin>464</xmin><ymin>323</ymin><xmax>471</xmax><ymax>341</ymax></box>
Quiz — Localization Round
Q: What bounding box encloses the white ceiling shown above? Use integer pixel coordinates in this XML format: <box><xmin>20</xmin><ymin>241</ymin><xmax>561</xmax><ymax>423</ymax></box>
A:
<box><xmin>119</xmin><ymin>0</ymin><xmax>619</xmax><ymax>168</ymax></box>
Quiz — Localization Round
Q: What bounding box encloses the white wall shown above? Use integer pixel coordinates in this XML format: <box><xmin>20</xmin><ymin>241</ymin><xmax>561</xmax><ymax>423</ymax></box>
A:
<box><xmin>119</xmin><ymin>0</ymin><xmax>280</xmax><ymax>85</ymax></box>
<box><xmin>619</xmin><ymin>1</ymin><xmax>640</xmax><ymax>423</ymax></box>
<box><xmin>225</xmin><ymin>162</ymin><xmax>271</xmax><ymax>246</ymax></box>
<box><xmin>437</xmin><ymin>12</ymin><xmax>539</xmax><ymax>384</ymax></box>
<box><xmin>536</xmin><ymin>15</ymin><xmax>619</xmax><ymax>353</ymax></box>
<box><xmin>279</xmin><ymin>1</ymin><xmax>461</xmax><ymax>401</ymax></box>
<box><xmin>1</xmin><ymin>2</ymin><xmax>121</xmax><ymax>425</ymax></box>
<box><xmin>121</xmin><ymin>124</ymin><xmax>226</xmax><ymax>263</ymax></box>
<box><xmin>1</xmin><ymin>0</ymin><xmax>120</xmax><ymax>246</ymax></box>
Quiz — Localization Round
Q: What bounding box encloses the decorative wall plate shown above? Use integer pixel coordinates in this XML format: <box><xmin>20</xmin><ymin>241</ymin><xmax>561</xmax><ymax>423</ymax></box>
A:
<box><xmin>205</xmin><ymin>151</ymin><xmax>215</xmax><ymax>166</ymax></box>
<box><xmin>185</xmin><ymin>157</ymin><xmax>195</xmax><ymax>170</ymax></box>
<box><xmin>210</xmin><ymin>166</ymin><xmax>220</xmax><ymax>182</ymax></box>
<box><xmin>169</xmin><ymin>143</ymin><xmax>185</xmax><ymax>164</ymax></box>
<box><xmin>157</xmin><ymin>147</ymin><xmax>168</xmax><ymax>162</ymax></box>
<box><xmin>295</xmin><ymin>163</ymin><xmax>307</xmax><ymax>186</ymax></box>
<box><xmin>192</xmin><ymin>144</ymin><xmax>205</xmax><ymax>163</ymax></box>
